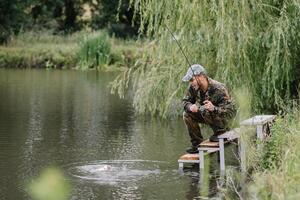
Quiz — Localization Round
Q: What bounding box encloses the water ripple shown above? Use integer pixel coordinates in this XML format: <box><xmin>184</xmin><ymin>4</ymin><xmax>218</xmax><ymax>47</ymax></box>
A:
<box><xmin>68</xmin><ymin>160</ymin><xmax>166</xmax><ymax>185</ymax></box>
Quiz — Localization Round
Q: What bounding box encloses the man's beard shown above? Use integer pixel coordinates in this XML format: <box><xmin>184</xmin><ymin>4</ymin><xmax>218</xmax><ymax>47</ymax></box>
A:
<box><xmin>192</xmin><ymin>84</ymin><xmax>199</xmax><ymax>91</ymax></box>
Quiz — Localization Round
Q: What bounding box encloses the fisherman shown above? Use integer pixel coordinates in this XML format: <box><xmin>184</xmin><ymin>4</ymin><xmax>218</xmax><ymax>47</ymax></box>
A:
<box><xmin>182</xmin><ymin>64</ymin><xmax>236</xmax><ymax>154</ymax></box>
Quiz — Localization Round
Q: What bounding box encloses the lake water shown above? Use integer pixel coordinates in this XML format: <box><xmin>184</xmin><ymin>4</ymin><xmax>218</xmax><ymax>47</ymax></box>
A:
<box><xmin>0</xmin><ymin>69</ymin><xmax>239</xmax><ymax>199</ymax></box>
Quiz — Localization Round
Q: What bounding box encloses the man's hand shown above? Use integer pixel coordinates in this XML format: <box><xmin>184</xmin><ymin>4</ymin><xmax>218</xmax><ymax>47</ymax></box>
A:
<box><xmin>189</xmin><ymin>104</ymin><xmax>198</xmax><ymax>113</ymax></box>
<box><xmin>204</xmin><ymin>100</ymin><xmax>215</xmax><ymax>112</ymax></box>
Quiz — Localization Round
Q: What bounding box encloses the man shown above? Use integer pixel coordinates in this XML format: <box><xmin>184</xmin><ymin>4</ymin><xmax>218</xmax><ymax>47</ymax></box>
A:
<box><xmin>182</xmin><ymin>64</ymin><xmax>236</xmax><ymax>154</ymax></box>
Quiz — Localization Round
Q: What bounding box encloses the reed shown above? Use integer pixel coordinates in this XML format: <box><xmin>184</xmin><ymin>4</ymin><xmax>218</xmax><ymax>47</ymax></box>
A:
<box><xmin>77</xmin><ymin>32</ymin><xmax>111</xmax><ymax>70</ymax></box>
<box><xmin>112</xmin><ymin>0</ymin><xmax>300</xmax><ymax>117</ymax></box>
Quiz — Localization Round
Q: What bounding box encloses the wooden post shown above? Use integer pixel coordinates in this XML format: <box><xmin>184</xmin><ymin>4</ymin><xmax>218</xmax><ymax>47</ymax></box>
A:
<box><xmin>199</xmin><ymin>150</ymin><xmax>205</xmax><ymax>169</ymax></box>
<box><xmin>238</xmin><ymin>137</ymin><xmax>246</xmax><ymax>172</ymax></box>
<box><xmin>219</xmin><ymin>138</ymin><xmax>225</xmax><ymax>171</ymax></box>
<box><xmin>256</xmin><ymin>124</ymin><xmax>264</xmax><ymax>140</ymax></box>
<box><xmin>179</xmin><ymin>162</ymin><xmax>183</xmax><ymax>169</ymax></box>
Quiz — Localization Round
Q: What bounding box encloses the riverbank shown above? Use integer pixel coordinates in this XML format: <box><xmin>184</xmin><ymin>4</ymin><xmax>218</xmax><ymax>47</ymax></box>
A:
<box><xmin>0</xmin><ymin>31</ymin><xmax>140</xmax><ymax>70</ymax></box>
<box><xmin>222</xmin><ymin>105</ymin><xmax>300</xmax><ymax>199</ymax></box>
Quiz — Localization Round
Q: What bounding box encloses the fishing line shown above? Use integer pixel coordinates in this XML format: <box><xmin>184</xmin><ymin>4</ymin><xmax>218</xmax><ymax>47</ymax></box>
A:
<box><xmin>165</xmin><ymin>23</ymin><xmax>206</xmax><ymax>115</ymax></box>
<box><xmin>164</xmin><ymin>24</ymin><xmax>202</xmax><ymax>88</ymax></box>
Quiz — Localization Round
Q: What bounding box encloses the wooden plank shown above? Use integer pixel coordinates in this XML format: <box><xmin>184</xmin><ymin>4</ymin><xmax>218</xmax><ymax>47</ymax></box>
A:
<box><xmin>178</xmin><ymin>148</ymin><xmax>219</xmax><ymax>162</ymax></box>
<box><xmin>179</xmin><ymin>153</ymin><xmax>199</xmax><ymax>161</ymax></box>
<box><xmin>199</xmin><ymin>139</ymin><xmax>230</xmax><ymax>147</ymax></box>
<box><xmin>218</xmin><ymin>128</ymin><xmax>241</xmax><ymax>140</ymax></box>
<box><xmin>207</xmin><ymin>148</ymin><xmax>219</xmax><ymax>153</ymax></box>
<box><xmin>199</xmin><ymin>139</ymin><xmax>219</xmax><ymax>147</ymax></box>
<box><xmin>240</xmin><ymin>115</ymin><xmax>276</xmax><ymax>126</ymax></box>
<box><xmin>198</xmin><ymin>147</ymin><xmax>219</xmax><ymax>151</ymax></box>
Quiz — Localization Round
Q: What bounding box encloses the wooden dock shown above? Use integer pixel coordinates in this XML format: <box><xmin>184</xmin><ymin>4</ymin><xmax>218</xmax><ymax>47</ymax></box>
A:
<box><xmin>178</xmin><ymin>115</ymin><xmax>276</xmax><ymax>171</ymax></box>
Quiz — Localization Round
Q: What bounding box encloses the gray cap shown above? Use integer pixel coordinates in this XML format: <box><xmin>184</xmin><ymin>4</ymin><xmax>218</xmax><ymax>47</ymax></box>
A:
<box><xmin>182</xmin><ymin>64</ymin><xmax>207</xmax><ymax>82</ymax></box>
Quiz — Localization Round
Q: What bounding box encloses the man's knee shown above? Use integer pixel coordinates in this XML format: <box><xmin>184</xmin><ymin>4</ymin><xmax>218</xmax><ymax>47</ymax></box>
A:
<box><xmin>183</xmin><ymin>111</ymin><xmax>206</xmax><ymax>124</ymax></box>
<box><xmin>210</xmin><ymin>114</ymin><xmax>228</xmax><ymax>128</ymax></box>
<box><xmin>183</xmin><ymin>111</ymin><xmax>191</xmax><ymax>122</ymax></box>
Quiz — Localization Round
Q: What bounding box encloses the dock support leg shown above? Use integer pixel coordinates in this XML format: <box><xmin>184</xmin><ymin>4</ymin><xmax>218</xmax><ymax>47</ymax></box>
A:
<box><xmin>256</xmin><ymin>124</ymin><xmax>264</xmax><ymax>150</ymax></box>
<box><xmin>239</xmin><ymin>137</ymin><xmax>246</xmax><ymax>173</ymax></box>
<box><xmin>256</xmin><ymin>124</ymin><xmax>264</xmax><ymax>140</ymax></box>
<box><xmin>199</xmin><ymin>150</ymin><xmax>204</xmax><ymax>169</ymax></box>
<box><xmin>179</xmin><ymin>162</ymin><xmax>183</xmax><ymax>169</ymax></box>
<box><xmin>219</xmin><ymin>138</ymin><xmax>225</xmax><ymax>171</ymax></box>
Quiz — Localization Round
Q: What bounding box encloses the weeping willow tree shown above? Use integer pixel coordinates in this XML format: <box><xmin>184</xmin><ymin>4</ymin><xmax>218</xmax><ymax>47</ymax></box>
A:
<box><xmin>111</xmin><ymin>0</ymin><xmax>300</xmax><ymax>117</ymax></box>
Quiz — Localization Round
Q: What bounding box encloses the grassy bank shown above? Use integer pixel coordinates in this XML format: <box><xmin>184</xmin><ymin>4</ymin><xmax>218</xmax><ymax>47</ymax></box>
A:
<box><xmin>222</xmin><ymin>104</ymin><xmax>300</xmax><ymax>199</ymax></box>
<box><xmin>0</xmin><ymin>31</ymin><xmax>80</xmax><ymax>68</ymax></box>
<box><xmin>0</xmin><ymin>30</ymin><xmax>140</xmax><ymax>69</ymax></box>
<box><xmin>247</xmin><ymin>106</ymin><xmax>300</xmax><ymax>199</ymax></box>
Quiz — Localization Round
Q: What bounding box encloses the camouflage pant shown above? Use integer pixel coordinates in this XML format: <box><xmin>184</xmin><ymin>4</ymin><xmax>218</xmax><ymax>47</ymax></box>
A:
<box><xmin>183</xmin><ymin>111</ymin><xmax>229</xmax><ymax>147</ymax></box>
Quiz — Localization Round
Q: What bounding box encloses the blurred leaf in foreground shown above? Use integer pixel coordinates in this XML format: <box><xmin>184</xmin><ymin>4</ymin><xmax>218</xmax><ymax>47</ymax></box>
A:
<box><xmin>28</xmin><ymin>168</ymin><xmax>71</xmax><ymax>200</ymax></box>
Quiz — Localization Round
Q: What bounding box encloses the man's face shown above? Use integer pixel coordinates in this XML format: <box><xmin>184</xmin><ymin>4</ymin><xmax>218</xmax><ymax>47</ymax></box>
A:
<box><xmin>189</xmin><ymin>76</ymin><xmax>200</xmax><ymax>90</ymax></box>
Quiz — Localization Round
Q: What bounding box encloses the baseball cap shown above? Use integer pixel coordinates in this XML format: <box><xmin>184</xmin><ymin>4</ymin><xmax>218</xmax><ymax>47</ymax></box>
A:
<box><xmin>182</xmin><ymin>64</ymin><xmax>207</xmax><ymax>82</ymax></box>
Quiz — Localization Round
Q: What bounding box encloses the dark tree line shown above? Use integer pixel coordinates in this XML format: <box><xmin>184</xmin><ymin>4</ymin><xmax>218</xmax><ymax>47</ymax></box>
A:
<box><xmin>0</xmin><ymin>0</ymin><xmax>139</xmax><ymax>43</ymax></box>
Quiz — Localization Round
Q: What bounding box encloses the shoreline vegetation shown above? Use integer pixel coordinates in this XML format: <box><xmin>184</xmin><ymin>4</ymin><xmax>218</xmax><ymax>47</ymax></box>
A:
<box><xmin>0</xmin><ymin>30</ymin><xmax>140</xmax><ymax>70</ymax></box>
<box><xmin>252</xmin><ymin>107</ymin><xmax>300</xmax><ymax>199</ymax></box>
<box><xmin>233</xmin><ymin>106</ymin><xmax>300</xmax><ymax>199</ymax></box>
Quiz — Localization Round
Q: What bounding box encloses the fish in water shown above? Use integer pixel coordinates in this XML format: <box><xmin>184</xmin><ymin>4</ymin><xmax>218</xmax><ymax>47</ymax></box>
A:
<box><xmin>94</xmin><ymin>165</ymin><xmax>112</xmax><ymax>172</ymax></box>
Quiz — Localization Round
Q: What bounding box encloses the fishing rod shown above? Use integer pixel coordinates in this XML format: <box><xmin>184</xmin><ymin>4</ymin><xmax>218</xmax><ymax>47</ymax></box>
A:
<box><xmin>164</xmin><ymin>24</ymin><xmax>202</xmax><ymax>89</ymax></box>
<box><xmin>165</xmin><ymin>24</ymin><xmax>208</xmax><ymax>115</ymax></box>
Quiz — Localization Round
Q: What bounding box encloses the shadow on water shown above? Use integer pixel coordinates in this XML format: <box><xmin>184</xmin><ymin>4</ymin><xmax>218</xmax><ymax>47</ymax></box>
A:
<box><xmin>0</xmin><ymin>69</ymin><xmax>242</xmax><ymax>200</ymax></box>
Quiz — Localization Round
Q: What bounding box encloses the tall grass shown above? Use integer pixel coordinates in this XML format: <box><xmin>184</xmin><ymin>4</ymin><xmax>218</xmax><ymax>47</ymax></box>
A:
<box><xmin>112</xmin><ymin>0</ymin><xmax>300</xmax><ymax>117</ymax></box>
<box><xmin>77</xmin><ymin>32</ymin><xmax>111</xmax><ymax>70</ymax></box>
<box><xmin>248</xmin><ymin>106</ymin><xmax>300</xmax><ymax>199</ymax></box>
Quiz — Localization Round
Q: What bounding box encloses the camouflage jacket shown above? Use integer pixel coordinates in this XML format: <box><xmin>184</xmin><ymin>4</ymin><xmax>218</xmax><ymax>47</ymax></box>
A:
<box><xmin>182</xmin><ymin>77</ymin><xmax>236</xmax><ymax>119</ymax></box>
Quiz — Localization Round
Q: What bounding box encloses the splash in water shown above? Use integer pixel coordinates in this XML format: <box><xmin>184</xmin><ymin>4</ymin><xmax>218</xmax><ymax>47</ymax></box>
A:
<box><xmin>68</xmin><ymin>160</ymin><xmax>165</xmax><ymax>185</ymax></box>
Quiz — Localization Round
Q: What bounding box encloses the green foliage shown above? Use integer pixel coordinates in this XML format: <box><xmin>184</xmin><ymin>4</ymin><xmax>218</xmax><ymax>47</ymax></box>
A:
<box><xmin>77</xmin><ymin>32</ymin><xmax>111</xmax><ymax>69</ymax></box>
<box><xmin>91</xmin><ymin>0</ymin><xmax>139</xmax><ymax>38</ymax></box>
<box><xmin>112</xmin><ymin>0</ymin><xmax>300</xmax><ymax>117</ymax></box>
<box><xmin>0</xmin><ymin>0</ymin><xmax>139</xmax><ymax>43</ymax></box>
<box><xmin>0</xmin><ymin>0</ymin><xmax>30</xmax><ymax>43</ymax></box>
<box><xmin>248</xmin><ymin>107</ymin><xmax>300</xmax><ymax>199</ymax></box>
<box><xmin>28</xmin><ymin>168</ymin><xmax>71</xmax><ymax>200</ymax></box>
<box><xmin>260</xmin><ymin>118</ymin><xmax>286</xmax><ymax>170</ymax></box>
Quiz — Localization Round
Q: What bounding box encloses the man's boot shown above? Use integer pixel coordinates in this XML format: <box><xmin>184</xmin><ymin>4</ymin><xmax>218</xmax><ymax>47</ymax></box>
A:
<box><xmin>186</xmin><ymin>146</ymin><xmax>199</xmax><ymax>154</ymax></box>
<box><xmin>209</xmin><ymin>134</ymin><xmax>219</xmax><ymax>142</ymax></box>
<box><xmin>209</xmin><ymin>131</ymin><xmax>226</xmax><ymax>142</ymax></box>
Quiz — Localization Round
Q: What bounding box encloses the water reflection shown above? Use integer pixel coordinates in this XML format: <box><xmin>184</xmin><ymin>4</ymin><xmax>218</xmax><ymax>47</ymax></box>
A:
<box><xmin>180</xmin><ymin>158</ymin><xmax>225</xmax><ymax>199</ymax></box>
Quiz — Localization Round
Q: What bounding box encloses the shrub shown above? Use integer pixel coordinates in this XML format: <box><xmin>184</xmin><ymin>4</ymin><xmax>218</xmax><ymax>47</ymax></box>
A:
<box><xmin>77</xmin><ymin>32</ymin><xmax>111</xmax><ymax>69</ymax></box>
